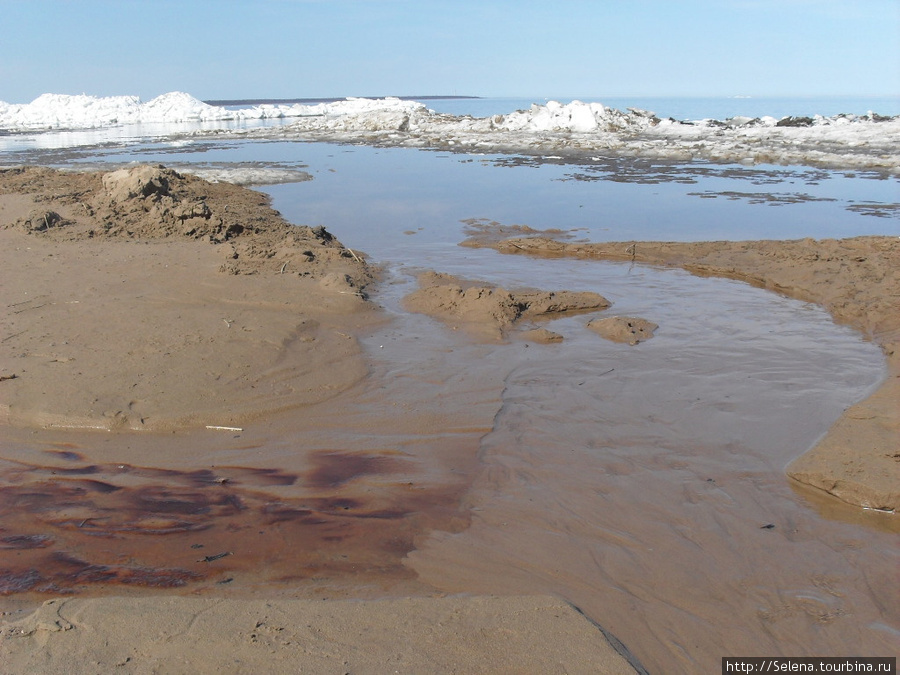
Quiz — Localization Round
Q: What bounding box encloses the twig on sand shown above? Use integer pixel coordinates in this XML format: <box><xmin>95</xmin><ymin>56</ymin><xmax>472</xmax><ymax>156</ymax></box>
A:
<box><xmin>12</xmin><ymin>303</ymin><xmax>48</xmax><ymax>314</ymax></box>
<box><xmin>346</xmin><ymin>248</ymin><xmax>362</xmax><ymax>263</ymax></box>
<box><xmin>197</xmin><ymin>551</ymin><xmax>232</xmax><ymax>563</ymax></box>
<box><xmin>279</xmin><ymin>262</ymin><xmax>287</xmax><ymax>274</ymax></box>
<box><xmin>206</xmin><ymin>425</ymin><xmax>243</xmax><ymax>432</ymax></box>
<box><xmin>0</xmin><ymin>374</ymin><xmax>18</xmax><ymax>382</ymax></box>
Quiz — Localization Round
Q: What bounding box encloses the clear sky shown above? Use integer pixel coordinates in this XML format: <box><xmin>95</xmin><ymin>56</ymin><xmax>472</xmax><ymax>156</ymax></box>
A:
<box><xmin>1</xmin><ymin>0</ymin><xmax>897</xmax><ymax>103</ymax></box>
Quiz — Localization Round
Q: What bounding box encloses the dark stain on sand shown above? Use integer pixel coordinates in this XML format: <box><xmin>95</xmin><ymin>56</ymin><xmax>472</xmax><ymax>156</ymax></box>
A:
<box><xmin>0</xmin><ymin>451</ymin><xmax>469</xmax><ymax>598</ymax></box>
<box><xmin>306</xmin><ymin>451</ymin><xmax>401</xmax><ymax>488</ymax></box>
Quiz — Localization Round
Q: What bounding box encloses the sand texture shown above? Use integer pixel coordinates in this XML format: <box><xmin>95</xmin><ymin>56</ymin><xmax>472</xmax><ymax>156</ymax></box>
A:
<box><xmin>464</xmin><ymin>233</ymin><xmax>900</xmax><ymax>510</ymax></box>
<box><xmin>0</xmin><ymin>595</ymin><xmax>639</xmax><ymax>674</ymax></box>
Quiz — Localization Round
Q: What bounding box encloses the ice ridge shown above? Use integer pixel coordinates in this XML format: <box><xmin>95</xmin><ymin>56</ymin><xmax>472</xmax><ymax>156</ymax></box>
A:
<box><xmin>1</xmin><ymin>92</ymin><xmax>897</xmax><ymax>172</ymax></box>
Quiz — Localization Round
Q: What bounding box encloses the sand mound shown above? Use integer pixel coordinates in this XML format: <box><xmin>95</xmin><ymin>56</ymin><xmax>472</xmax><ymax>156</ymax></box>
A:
<box><xmin>520</xmin><ymin>327</ymin><xmax>565</xmax><ymax>343</ymax></box>
<box><xmin>403</xmin><ymin>271</ymin><xmax>609</xmax><ymax>340</ymax></box>
<box><xmin>2</xmin><ymin>165</ymin><xmax>370</xmax><ymax>286</ymax></box>
<box><xmin>587</xmin><ymin>316</ymin><xmax>658</xmax><ymax>345</ymax></box>
<box><xmin>0</xmin><ymin>166</ymin><xmax>377</xmax><ymax>431</ymax></box>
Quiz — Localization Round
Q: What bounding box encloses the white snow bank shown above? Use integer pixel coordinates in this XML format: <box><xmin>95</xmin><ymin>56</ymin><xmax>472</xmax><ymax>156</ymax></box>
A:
<box><xmin>1</xmin><ymin>92</ymin><xmax>897</xmax><ymax>172</ymax></box>
<box><xmin>266</xmin><ymin>99</ymin><xmax>900</xmax><ymax>173</ymax></box>
<box><xmin>0</xmin><ymin>91</ymin><xmax>425</xmax><ymax>130</ymax></box>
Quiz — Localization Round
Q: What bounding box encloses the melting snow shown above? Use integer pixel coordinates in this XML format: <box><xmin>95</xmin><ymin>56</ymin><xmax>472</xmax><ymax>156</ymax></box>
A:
<box><xmin>0</xmin><ymin>91</ymin><xmax>422</xmax><ymax>129</ymax></box>
<box><xmin>1</xmin><ymin>92</ymin><xmax>898</xmax><ymax>173</ymax></box>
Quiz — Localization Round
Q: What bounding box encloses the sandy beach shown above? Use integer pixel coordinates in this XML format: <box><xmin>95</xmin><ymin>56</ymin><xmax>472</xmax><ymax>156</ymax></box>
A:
<box><xmin>1</xmin><ymin>166</ymin><xmax>896</xmax><ymax>673</ymax></box>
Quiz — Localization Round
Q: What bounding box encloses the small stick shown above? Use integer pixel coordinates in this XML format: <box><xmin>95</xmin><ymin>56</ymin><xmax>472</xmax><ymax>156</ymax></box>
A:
<box><xmin>206</xmin><ymin>425</ymin><xmax>243</xmax><ymax>432</ymax></box>
<box><xmin>0</xmin><ymin>374</ymin><xmax>18</xmax><ymax>382</ymax></box>
<box><xmin>197</xmin><ymin>551</ymin><xmax>232</xmax><ymax>563</ymax></box>
<box><xmin>13</xmin><ymin>303</ymin><xmax>48</xmax><ymax>314</ymax></box>
<box><xmin>346</xmin><ymin>248</ymin><xmax>362</xmax><ymax>263</ymax></box>
<box><xmin>279</xmin><ymin>262</ymin><xmax>287</xmax><ymax>274</ymax></box>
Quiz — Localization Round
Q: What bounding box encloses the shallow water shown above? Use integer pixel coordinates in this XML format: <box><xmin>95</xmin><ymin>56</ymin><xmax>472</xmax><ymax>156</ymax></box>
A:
<box><xmin>1</xmin><ymin>137</ymin><xmax>898</xmax><ymax>671</ymax></box>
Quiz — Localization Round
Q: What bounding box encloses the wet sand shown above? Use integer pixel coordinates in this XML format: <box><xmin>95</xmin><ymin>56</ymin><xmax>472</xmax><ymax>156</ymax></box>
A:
<box><xmin>1</xmin><ymin>166</ymin><xmax>897</xmax><ymax>673</ymax></box>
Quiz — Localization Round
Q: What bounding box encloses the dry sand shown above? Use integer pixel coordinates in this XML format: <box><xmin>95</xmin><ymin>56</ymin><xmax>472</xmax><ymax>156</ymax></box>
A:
<box><xmin>0</xmin><ymin>167</ymin><xmax>641</xmax><ymax>674</ymax></box>
<box><xmin>463</xmin><ymin>233</ymin><xmax>900</xmax><ymax>511</ymax></box>
<box><xmin>0</xmin><ymin>595</ymin><xmax>638</xmax><ymax>675</ymax></box>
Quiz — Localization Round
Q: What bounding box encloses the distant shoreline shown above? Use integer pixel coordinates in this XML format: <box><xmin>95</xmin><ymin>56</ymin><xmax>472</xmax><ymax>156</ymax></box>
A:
<box><xmin>204</xmin><ymin>95</ymin><xmax>481</xmax><ymax>107</ymax></box>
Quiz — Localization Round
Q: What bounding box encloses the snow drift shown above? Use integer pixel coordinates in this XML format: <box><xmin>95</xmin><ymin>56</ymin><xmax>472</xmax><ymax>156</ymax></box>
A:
<box><xmin>0</xmin><ymin>91</ymin><xmax>423</xmax><ymax>129</ymax></box>
<box><xmin>1</xmin><ymin>92</ymin><xmax>897</xmax><ymax>173</ymax></box>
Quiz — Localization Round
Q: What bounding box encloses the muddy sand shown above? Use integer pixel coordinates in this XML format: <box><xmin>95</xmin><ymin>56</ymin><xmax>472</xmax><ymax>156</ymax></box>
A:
<box><xmin>0</xmin><ymin>165</ymin><xmax>896</xmax><ymax>672</ymax></box>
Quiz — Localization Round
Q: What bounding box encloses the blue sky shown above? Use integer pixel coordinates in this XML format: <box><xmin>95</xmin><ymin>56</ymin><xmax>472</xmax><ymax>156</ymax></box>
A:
<box><xmin>1</xmin><ymin>0</ymin><xmax>897</xmax><ymax>102</ymax></box>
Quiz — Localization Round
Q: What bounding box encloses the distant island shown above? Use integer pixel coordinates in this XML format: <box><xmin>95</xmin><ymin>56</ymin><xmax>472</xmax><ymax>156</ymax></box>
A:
<box><xmin>204</xmin><ymin>95</ymin><xmax>480</xmax><ymax>107</ymax></box>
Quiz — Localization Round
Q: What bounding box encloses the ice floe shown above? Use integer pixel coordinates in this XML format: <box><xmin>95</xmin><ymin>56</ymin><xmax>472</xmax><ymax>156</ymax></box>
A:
<box><xmin>1</xmin><ymin>92</ymin><xmax>898</xmax><ymax>173</ymax></box>
<box><xmin>176</xmin><ymin>166</ymin><xmax>313</xmax><ymax>186</ymax></box>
